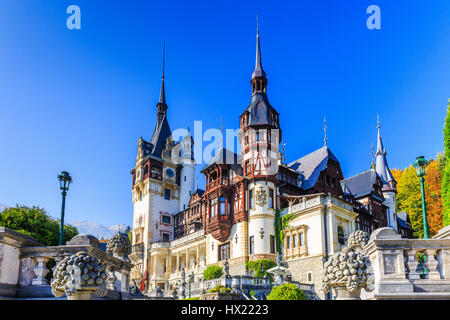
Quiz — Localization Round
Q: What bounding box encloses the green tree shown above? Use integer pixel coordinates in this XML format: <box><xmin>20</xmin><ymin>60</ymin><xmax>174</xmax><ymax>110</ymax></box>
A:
<box><xmin>442</xmin><ymin>100</ymin><xmax>450</xmax><ymax>227</ymax></box>
<box><xmin>202</xmin><ymin>265</ymin><xmax>223</xmax><ymax>280</ymax></box>
<box><xmin>396</xmin><ymin>166</ymin><xmax>423</xmax><ymax>237</ymax></box>
<box><xmin>245</xmin><ymin>259</ymin><xmax>276</xmax><ymax>279</ymax></box>
<box><xmin>274</xmin><ymin>209</ymin><xmax>295</xmax><ymax>255</ymax></box>
<box><xmin>0</xmin><ymin>205</ymin><xmax>78</xmax><ymax>246</ymax></box>
<box><xmin>267</xmin><ymin>283</ymin><xmax>306</xmax><ymax>300</ymax></box>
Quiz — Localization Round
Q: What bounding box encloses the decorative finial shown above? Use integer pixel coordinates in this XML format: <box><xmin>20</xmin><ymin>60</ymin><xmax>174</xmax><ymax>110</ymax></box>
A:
<box><xmin>162</xmin><ymin>40</ymin><xmax>165</xmax><ymax>80</ymax></box>
<box><xmin>281</xmin><ymin>141</ymin><xmax>287</xmax><ymax>165</ymax></box>
<box><xmin>377</xmin><ymin>113</ymin><xmax>380</xmax><ymax>129</ymax></box>
<box><xmin>220</xmin><ymin>117</ymin><xmax>223</xmax><ymax>148</ymax></box>
<box><xmin>256</xmin><ymin>14</ymin><xmax>259</xmax><ymax>35</ymax></box>
<box><xmin>196</xmin><ymin>176</ymin><xmax>199</xmax><ymax>190</ymax></box>
<box><xmin>324</xmin><ymin>116</ymin><xmax>327</xmax><ymax>147</ymax></box>
<box><xmin>371</xmin><ymin>143</ymin><xmax>375</xmax><ymax>169</ymax></box>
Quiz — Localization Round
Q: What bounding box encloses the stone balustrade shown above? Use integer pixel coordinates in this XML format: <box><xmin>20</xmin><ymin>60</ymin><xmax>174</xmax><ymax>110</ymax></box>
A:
<box><xmin>0</xmin><ymin>228</ymin><xmax>133</xmax><ymax>299</ymax></box>
<box><xmin>362</xmin><ymin>227</ymin><xmax>450</xmax><ymax>300</ymax></box>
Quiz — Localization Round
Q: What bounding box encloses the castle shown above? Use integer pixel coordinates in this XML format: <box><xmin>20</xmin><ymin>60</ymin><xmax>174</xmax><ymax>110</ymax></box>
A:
<box><xmin>128</xmin><ymin>25</ymin><xmax>414</xmax><ymax>299</ymax></box>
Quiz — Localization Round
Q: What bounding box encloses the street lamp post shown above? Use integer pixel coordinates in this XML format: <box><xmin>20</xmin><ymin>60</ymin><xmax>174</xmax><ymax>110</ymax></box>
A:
<box><xmin>57</xmin><ymin>171</ymin><xmax>72</xmax><ymax>246</ymax></box>
<box><xmin>413</xmin><ymin>156</ymin><xmax>429</xmax><ymax>239</ymax></box>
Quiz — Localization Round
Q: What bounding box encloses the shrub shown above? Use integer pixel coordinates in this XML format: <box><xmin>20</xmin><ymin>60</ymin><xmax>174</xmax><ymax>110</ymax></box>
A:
<box><xmin>181</xmin><ymin>297</ymin><xmax>200</xmax><ymax>300</ymax></box>
<box><xmin>266</xmin><ymin>283</ymin><xmax>306</xmax><ymax>300</ymax></box>
<box><xmin>208</xmin><ymin>285</ymin><xmax>230</xmax><ymax>293</ymax></box>
<box><xmin>203</xmin><ymin>265</ymin><xmax>223</xmax><ymax>280</ymax></box>
<box><xmin>245</xmin><ymin>259</ymin><xmax>276</xmax><ymax>279</ymax></box>
<box><xmin>249</xmin><ymin>290</ymin><xmax>256</xmax><ymax>297</ymax></box>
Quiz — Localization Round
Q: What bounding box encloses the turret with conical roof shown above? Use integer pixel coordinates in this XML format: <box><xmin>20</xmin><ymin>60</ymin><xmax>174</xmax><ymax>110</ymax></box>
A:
<box><xmin>375</xmin><ymin>115</ymin><xmax>396</xmax><ymax>192</ymax></box>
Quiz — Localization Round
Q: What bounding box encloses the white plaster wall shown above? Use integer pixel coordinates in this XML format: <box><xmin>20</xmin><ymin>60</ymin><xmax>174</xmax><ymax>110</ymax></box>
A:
<box><xmin>206</xmin><ymin>234</ymin><xmax>217</xmax><ymax>265</ymax></box>
<box><xmin>179</xmin><ymin>163</ymin><xmax>196</xmax><ymax>212</ymax></box>
<box><xmin>247</xmin><ymin>181</ymin><xmax>276</xmax><ymax>255</ymax></box>
<box><xmin>0</xmin><ymin>243</ymin><xmax>20</xmax><ymax>284</ymax></box>
<box><xmin>383</xmin><ymin>191</ymin><xmax>398</xmax><ymax>231</ymax></box>
<box><xmin>289</xmin><ymin>213</ymin><xmax>323</xmax><ymax>256</ymax></box>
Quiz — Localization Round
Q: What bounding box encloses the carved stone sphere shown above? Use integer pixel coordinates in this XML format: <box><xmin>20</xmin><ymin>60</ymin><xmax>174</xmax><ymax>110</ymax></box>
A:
<box><xmin>106</xmin><ymin>233</ymin><xmax>132</xmax><ymax>256</ymax></box>
<box><xmin>51</xmin><ymin>251</ymin><xmax>107</xmax><ymax>298</ymax></box>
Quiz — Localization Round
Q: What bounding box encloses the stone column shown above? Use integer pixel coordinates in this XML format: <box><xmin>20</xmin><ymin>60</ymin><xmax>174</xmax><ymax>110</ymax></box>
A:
<box><xmin>196</xmin><ymin>245</ymin><xmax>200</xmax><ymax>272</ymax></box>
<box><xmin>32</xmin><ymin>257</ymin><xmax>49</xmax><ymax>285</ymax></box>
<box><xmin>176</xmin><ymin>252</ymin><xmax>180</xmax><ymax>273</ymax></box>
<box><xmin>186</xmin><ymin>248</ymin><xmax>190</xmax><ymax>272</ymax></box>
<box><xmin>406</xmin><ymin>249</ymin><xmax>420</xmax><ymax>280</ymax></box>
<box><xmin>425</xmin><ymin>249</ymin><xmax>441</xmax><ymax>280</ymax></box>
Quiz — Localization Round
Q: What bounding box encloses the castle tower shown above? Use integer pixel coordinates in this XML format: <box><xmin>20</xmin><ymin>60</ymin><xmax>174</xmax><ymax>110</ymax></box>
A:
<box><xmin>375</xmin><ymin>115</ymin><xmax>398</xmax><ymax>231</ymax></box>
<box><xmin>130</xmin><ymin>44</ymin><xmax>181</xmax><ymax>286</ymax></box>
<box><xmin>239</xmin><ymin>20</ymin><xmax>279</xmax><ymax>260</ymax></box>
<box><xmin>179</xmin><ymin>128</ymin><xmax>196</xmax><ymax>211</ymax></box>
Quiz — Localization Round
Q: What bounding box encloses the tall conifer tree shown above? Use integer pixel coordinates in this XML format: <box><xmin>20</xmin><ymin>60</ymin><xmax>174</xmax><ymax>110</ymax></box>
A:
<box><xmin>442</xmin><ymin>100</ymin><xmax>450</xmax><ymax>226</ymax></box>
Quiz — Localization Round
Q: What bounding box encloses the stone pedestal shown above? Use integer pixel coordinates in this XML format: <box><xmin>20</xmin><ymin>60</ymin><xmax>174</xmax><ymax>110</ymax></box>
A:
<box><xmin>67</xmin><ymin>291</ymin><xmax>96</xmax><ymax>300</ymax></box>
<box><xmin>333</xmin><ymin>287</ymin><xmax>361</xmax><ymax>300</ymax></box>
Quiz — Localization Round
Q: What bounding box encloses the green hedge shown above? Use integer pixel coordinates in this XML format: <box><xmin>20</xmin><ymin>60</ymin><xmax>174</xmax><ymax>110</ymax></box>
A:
<box><xmin>245</xmin><ymin>259</ymin><xmax>276</xmax><ymax>279</ymax></box>
<box><xmin>202</xmin><ymin>265</ymin><xmax>223</xmax><ymax>280</ymax></box>
<box><xmin>267</xmin><ymin>283</ymin><xmax>306</xmax><ymax>300</ymax></box>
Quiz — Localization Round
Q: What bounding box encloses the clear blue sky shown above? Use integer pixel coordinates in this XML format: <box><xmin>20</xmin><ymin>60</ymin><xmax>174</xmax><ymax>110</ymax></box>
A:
<box><xmin>0</xmin><ymin>1</ymin><xmax>449</xmax><ymax>227</ymax></box>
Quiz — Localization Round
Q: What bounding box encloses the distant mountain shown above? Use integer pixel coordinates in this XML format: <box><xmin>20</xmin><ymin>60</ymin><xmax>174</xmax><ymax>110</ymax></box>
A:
<box><xmin>0</xmin><ymin>203</ymin><xmax>9</xmax><ymax>212</ymax></box>
<box><xmin>71</xmin><ymin>221</ymin><xmax>129</xmax><ymax>240</ymax></box>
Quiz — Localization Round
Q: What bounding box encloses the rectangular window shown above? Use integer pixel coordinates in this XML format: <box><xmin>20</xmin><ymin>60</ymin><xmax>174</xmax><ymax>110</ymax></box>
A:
<box><xmin>162</xmin><ymin>215</ymin><xmax>171</xmax><ymax>224</ymax></box>
<box><xmin>218</xmin><ymin>242</ymin><xmax>230</xmax><ymax>261</ymax></box>
<box><xmin>300</xmin><ymin>232</ymin><xmax>304</xmax><ymax>246</ymax></box>
<box><xmin>249</xmin><ymin>189</ymin><xmax>254</xmax><ymax>209</ymax></box>
<box><xmin>249</xmin><ymin>236</ymin><xmax>254</xmax><ymax>254</ymax></box>
<box><xmin>307</xmin><ymin>272</ymin><xmax>312</xmax><ymax>282</ymax></box>
<box><xmin>269</xmin><ymin>189</ymin><xmax>274</xmax><ymax>208</ymax></box>
<box><xmin>164</xmin><ymin>189</ymin><xmax>171</xmax><ymax>200</ymax></box>
<box><xmin>287</xmin><ymin>236</ymin><xmax>291</xmax><ymax>249</ymax></box>
<box><xmin>270</xmin><ymin>235</ymin><xmax>275</xmax><ymax>254</ymax></box>
<box><xmin>162</xmin><ymin>233</ymin><xmax>170</xmax><ymax>242</ymax></box>
<box><xmin>293</xmin><ymin>234</ymin><xmax>297</xmax><ymax>248</ymax></box>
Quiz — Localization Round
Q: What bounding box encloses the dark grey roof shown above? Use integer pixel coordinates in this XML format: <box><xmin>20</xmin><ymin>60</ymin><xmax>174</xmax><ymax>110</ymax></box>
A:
<box><xmin>397</xmin><ymin>211</ymin><xmax>412</xmax><ymax>229</ymax></box>
<box><xmin>149</xmin><ymin>114</ymin><xmax>171</xmax><ymax>158</ymax></box>
<box><xmin>245</xmin><ymin>92</ymin><xmax>278</xmax><ymax>127</ymax></box>
<box><xmin>195</xmin><ymin>189</ymin><xmax>205</xmax><ymax>198</ymax></box>
<box><xmin>289</xmin><ymin>146</ymin><xmax>339</xmax><ymax>190</ymax></box>
<box><xmin>201</xmin><ymin>148</ymin><xmax>242</xmax><ymax>174</ymax></box>
<box><xmin>340</xmin><ymin>169</ymin><xmax>379</xmax><ymax>199</ymax></box>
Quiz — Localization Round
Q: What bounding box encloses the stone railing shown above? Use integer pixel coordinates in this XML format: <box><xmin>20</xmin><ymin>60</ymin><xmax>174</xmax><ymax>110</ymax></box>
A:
<box><xmin>171</xmin><ymin>229</ymin><xmax>205</xmax><ymax>247</ymax></box>
<box><xmin>362</xmin><ymin>227</ymin><xmax>450</xmax><ymax>300</ymax></box>
<box><xmin>0</xmin><ymin>228</ymin><xmax>133</xmax><ymax>299</ymax></box>
<box><xmin>19</xmin><ymin>244</ymin><xmax>133</xmax><ymax>299</ymax></box>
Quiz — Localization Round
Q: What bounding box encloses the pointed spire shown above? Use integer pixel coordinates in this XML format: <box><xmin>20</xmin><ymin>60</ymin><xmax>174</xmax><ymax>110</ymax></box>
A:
<box><xmin>159</xmin><ymin>41</ymin><xmax>166</xmax><ymax>105</ymax></box>
<box><xmin>375</xmin><ymin>114</ymin><xmax>395</xmax><ymax>186</ymax></box>
<box><xmin>324</xmin><ymin>116</ymin><xmax>327</xmax><ymax>147</ymax></box>
<box><xmin>370</xmin><ymin>143</ymin><xmax>375</xmax><ymax>169</ymax></box>
<box><xmin>252</xmin><ymin>14</ymin><xmax>266</xmax><ymax>80</ymax></box>
<box><xmin>376</xmin><ymin>113</ymin><xmax>385</xmax><ymax>156</ymax></box>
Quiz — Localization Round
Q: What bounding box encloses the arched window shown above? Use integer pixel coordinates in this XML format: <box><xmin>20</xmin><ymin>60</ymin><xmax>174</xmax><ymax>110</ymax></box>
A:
<box><xmin>219</xmin><ymin>196</ymin><xmax>226</xmax><ymax>215</ymax></box>
<box><xmin>337</xmin><ymin>226</ymin><xmax>345</xmax><ymax>245</ymax></box>
<box><xmin>139</xmin><ymin>191</ymin><xmax>143</xmax><ymax>201</ymax></box>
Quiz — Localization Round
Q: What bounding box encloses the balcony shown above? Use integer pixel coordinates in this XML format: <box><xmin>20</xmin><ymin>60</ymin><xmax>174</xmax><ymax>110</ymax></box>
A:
<box><xmin>206</xmin><ymin>178</ymin><xmax>230</xmax><ymax>191</ymax></box>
